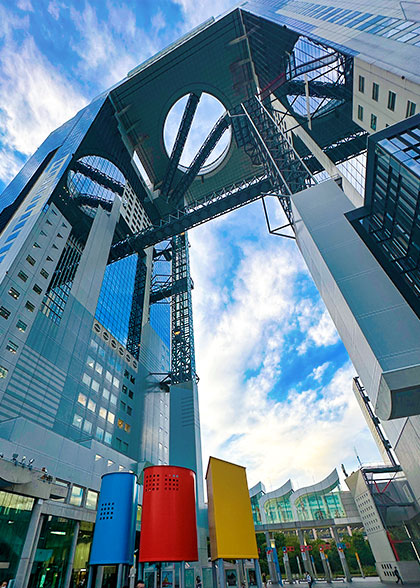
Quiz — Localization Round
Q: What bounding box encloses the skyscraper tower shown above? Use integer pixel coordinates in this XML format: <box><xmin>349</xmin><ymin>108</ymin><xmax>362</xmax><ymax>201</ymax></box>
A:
<box><xmin>0</xmin><ymin>0</ymin><xmax>419</xmax><ymax>586</ymax></box>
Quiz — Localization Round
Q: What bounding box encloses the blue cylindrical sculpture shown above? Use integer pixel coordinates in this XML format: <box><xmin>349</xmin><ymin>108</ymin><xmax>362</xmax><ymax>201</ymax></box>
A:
<box><xmin>90</xmin><ymin>471</ymin><xmax>138</xmax><ymax>565</ymax></box>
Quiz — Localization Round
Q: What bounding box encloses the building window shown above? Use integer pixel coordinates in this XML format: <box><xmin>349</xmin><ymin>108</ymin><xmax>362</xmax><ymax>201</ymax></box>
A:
<box><xmin>8</xmin><ymin>287</ymin><xmax>20</xmax><ymax>300</ymax></box>
<box><xmin>69</xmin><ymin>485</ymin><xmax>84</xmax><ymax>507</ymax></box>
<box><xmin>33</xmin><ymin>242</ymin><xmax>41</xmax><ymax>249</ymax></box>
<box><xmin>104</xmin><ymin>432</ymin><xmax>112</xmax><ymax>444</ymax></box>
<box><xmin>406</xmin><ymin>100</ymin><xmax>416</xmax><ymax>117</ymax></box>
<box><xmin>25</xmin><ymin>301</ymin><xmax>35</xmax><ymax>312</ymax></box>
<box><xmin>82</xmin><ymin>373</ymin><xmax>91</xmax><ymax>387</ymax></box>
<box><xmin>95</xmin><ymin>454</ymin><xmax>102</xmax><ymax>461</ymax></box>
<box><xmin>16</xmin><ymin>320</ymin><xmax>27</xmax><ymax>332</ymax></box>
<box><xmin>26</xmin><ymin>255</ymin><xmax>36</xmax><ymax>266</ymax></box>
<box><xmin>124</xmin><ymin>423</ymin><xmax>131</xmax><ymax>433</ymax></box>
<box><xmin>113</xmin><ymin>376</ymin><xmax>120</xmax><ymax>388</ymax></box>
<box><xmin>95</xmin><ymin>362</ymin><xmax>103</xmax><ymax>375</ymax></box>
<box><xmin>87</xmin><ymin>356</ymin><xmax>94</xmax><ymax>369</ymax></box>
<box><xmin>370</xmin><ymin>114</ymin><xmax>377</xmax><ymax>130</ymax></box>
<box><xmin>86</xmin><ymin>490</ymin><xmax>98</xmax><ymax>510</ymax></box>
<box><xmin>83</xmin><ymin>419</ymin><xmax>92</xmax><ymax>434</ymax></box>
<box><xmin>118</xmin><ymin>418</ymin><xmax>124</xmax><ymax>429</ymax></box>
<box><xmin>0</xmin><ymin>307</ymin><xmax>10</xmax><ymax>319</ymax></box>
<box><xmin>18</xmin><ymin>271</ymin><xmax>28</xmax><ymax>282</ymax></box>
<box><xmin>0</xmin><ymin>365</ymin><xmax>8</xmax><ymax>378</ymax></box>
<box><xmin>96</xmin><ymin>426</ymin><xmax>104</xmax><ymax>441</ymax></box>
<box><xmin>6</xmin><ymin>340</ymin><xmax>18</xmax><ymax>354</ymax></box>
<box><xmin>91</xmin><ymin>379</ymin><xmax>99</xmax><ymax>393</ymax></box>
<box><xmin>33</xmin><ymin>284</ymin><xmax>42</xmax><ymax>295</ymax></box>
<box><xmin>387</xmin><ymin>91</ymin><xmax>396</xmax><ymax>111</ymax></box>
<box><xmin>122</xmin><ymin>385</ymin><xmax>127</xmax><ymax>394</ymax></box>
<box><xmin>357</xmin><ymin>105</ymin><xmax>363</xmax><ymax>121</ymax></box>
<box><xmin>103</xmin><ymin>387</ymin><xmax>110</xmax><ymax>400</ymax></box>
<box><xmin>128</xmin><ymin>390</ymin><xmax>133</xmax><ymax>399</ymax></box>
<box><xmin>73</xmin><ymin>414</ymin><xmax>83</xmax><ymax>429</ymax></box>
<box><xmin>372</xmin><ymin>82</ymin><xmax>379</xmax><ymax>101</ymax></box>
<box><xmin>40</xmin><ymin>268</ymin><xmax>49</xmax><ymax>279</ymax></box>
<box><xmin>78</xmin><ymin>392</ymin><xmax>87</xmax><ymax>406</ymax></box>
<box><xmin>99</xmin><ymin>407</ymin><xmax>107</xmax><ymax>420</ymax></box>
<box><xmin>87</xmin><ymin>399</ymin><xmax>96</xmax><ymax>412</ymax></box>
<box><xmin>127</xmin><ymin>406</ymin><xmax>132</xmax><ymax>416</ymax></box>
<box><xmin>107</xmin><ymin>412</ymin><xmax>115</xmax><ymax>424</ymax></box>
<box><xmin>110</xmin><ymin>394</ymin><xmax>117</xmax><ymax>406</ymax></box>
<box><xmin>120</xmin><ymin>401</ymin><xmax>126</xmax><ymax>411</ymax></box>
<box><xmin>358</xmin><ymin>75</ymin><xmax>365</xmax><ymax>93</ymax></box>
<box><xmin>105</xmin><ymin>370</ymin><xmax>112</xmax><ymax>383</ymax></box>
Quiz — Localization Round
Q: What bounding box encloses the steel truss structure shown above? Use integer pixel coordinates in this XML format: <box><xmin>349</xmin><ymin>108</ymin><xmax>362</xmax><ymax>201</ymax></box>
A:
<box><xmin>38</xmin><ymin>21</ymin><xmax>369</xmax><ymax>386</ymax></box>
<box><xmin>171</xmin><ymin>233</ymin><xmax>196</xmax><ymax>384</ymax></box>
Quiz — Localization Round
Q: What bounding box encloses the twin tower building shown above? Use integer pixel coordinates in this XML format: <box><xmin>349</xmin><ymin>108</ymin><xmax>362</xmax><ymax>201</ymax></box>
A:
<box><xmin>0</xmin><ymin>1</ymin><xmax>419</xmax><ymax>587</ymax></box>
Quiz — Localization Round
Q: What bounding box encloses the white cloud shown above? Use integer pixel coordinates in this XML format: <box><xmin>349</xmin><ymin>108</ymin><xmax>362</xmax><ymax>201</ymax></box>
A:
<box><xmin>0</xmin><ymin>7</ymin><xmax>86</xmax><ymax>184</ymax></box>
<box><xmin>17</xmin><ymin>0</ymin><xmax>34</xmax><ymax>12</ymax></box>
<box><xmin>47</xmin><ymin>1</ymin><xmax>61</xmax><ymax>20</ymax></box>
<box><xmin>296</xmin><ymin>300</ymin><xmax>340</xmax><ymax>354</ymax></box>
<box><xmin>173</xmin><ymin>0</ymin><xmax>237</xmax><ymax>28</ymax></box>
<box><xmin>189</xmin><ymin>209</ymin><xmax>381</xmax><ymax>489</ymax></box>
<box><xmin>0</xmin><ymin>35</ymin><xmax>86</xmax><ymax>158</ymax></box>
<box><xmin>311</xmin><ymin>361</ymin><xmax>330</xmax><ymax>382</ymax></box>
<box><xmin>307</xmin><ymin>308</ymin><xmax>340</xmax><ymax>347</ymax></box>
<box><xmin>69</xmin><ymin>3</ymin><xmax>160</xmax><ymax>88</ymax></box>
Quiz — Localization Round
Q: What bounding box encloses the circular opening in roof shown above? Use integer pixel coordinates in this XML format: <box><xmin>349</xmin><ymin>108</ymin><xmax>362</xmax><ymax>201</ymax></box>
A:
<box><xmin>163</xmin><ymin>92</ymin><xmax>231</xmax><ymax>175</ymax></box>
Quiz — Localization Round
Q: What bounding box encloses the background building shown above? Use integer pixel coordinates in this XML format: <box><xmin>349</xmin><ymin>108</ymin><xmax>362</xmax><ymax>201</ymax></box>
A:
<box><xmin>0</xmin><ymin>0</ymin><xmax>419</xmax><ymax>586</ymax></box>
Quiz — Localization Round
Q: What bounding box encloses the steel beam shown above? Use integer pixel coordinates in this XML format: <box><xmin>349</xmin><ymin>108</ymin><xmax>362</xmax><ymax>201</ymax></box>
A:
<box><xmin>73</xmin><ymin>160</ymin><xmax>125</xmax><ymax>196</ymax></box>
<box><xmin>161</xmin><ymin>92</ymin><xmax>201</xmax><ymax>199</ymax></box>
<box><xmin>109</xmin><ymin>175</ymin><xmax>272</xmax><ymax>261</ymax></box>
<box><xmin>169</xmin><ymin>113</ymin><xmax>231</xmax><ymax>204</ymax></box>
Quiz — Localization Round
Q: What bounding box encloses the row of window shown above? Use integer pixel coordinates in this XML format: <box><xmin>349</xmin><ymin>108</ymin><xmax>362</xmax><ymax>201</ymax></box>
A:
<box><xmin>53</xmin><ymin>479</ymin><xmax>99</xmax><ymax>510</ymax></box>
<box><xmin>358</xmin><ymin>75</ymin><xmax>417</xmax><ymax>117</ymax></box>
<box><xmin>286</xmin><ymin>0</ymin><xmax>420</xmax><ymax>46</ymax></box>
<box><xmin>73</xmin><ymin>412</ymin><xmax>113</xmax><ymax>445</ymax></box>
<box><xmin>0</xmin><ymin>192</ymin><xmax>49</xmax><ymax>263</ymax></box>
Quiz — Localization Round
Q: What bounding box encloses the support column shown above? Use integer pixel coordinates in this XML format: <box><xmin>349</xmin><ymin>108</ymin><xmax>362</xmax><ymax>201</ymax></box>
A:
<box><xmin>297</xmin><ymin>530</ymin><xmax>314</xmax><ymax>577</ymax></box>
<box><xmin>212</xmin><ymin>561</ymin><xmax>218</xmax><ymax>588</ymax></box>
<box><xmin>282</xmin><ymin>553</ymin><xmax>294</xmax><ymax>584</ymax></box>
<box><xmin>331</xmin><ymin>527</ymin><xmax>351</xmax><ymax>582</ymax></box>
<box><xmin>95</xmin><ymin>566</ymin><xmax>104</xmax><ymax>588</ymax></box>
<box><xmin>265</xmin><ymin>533</ymin><xmax>277</xmax><ymax>583</ymax></box>
<box><xmin>63</xmin><ymin>520</ymin><xmax>80</xmax><ymax>588</ymax></box>
<box><xmin>319</xmin><ymin>551</ymin><xmax>332</xmax><ymax>584</ymax></box>
<box><xmin>217</xmin><ymin>559</ymin><xmax>225</xmax><ymax>588</ymax></box>
<box><xmin>180</xmin><ymin>562</ymin><xmax>185</xmax><ymax>588</ymax></box>
<box><xmin>253</xmin><ymin>559</ymin><xmax>263</xmax><ymax>588</ymax></box>
<box><xmin>116</xmin><ymin>564</ymin><xmax>124</xmax><ymax>588</ymax></box>
<box><xmin>14</xmin><ymin>498</ymin><xmax>44</xmax><ymax>588</ymax></box>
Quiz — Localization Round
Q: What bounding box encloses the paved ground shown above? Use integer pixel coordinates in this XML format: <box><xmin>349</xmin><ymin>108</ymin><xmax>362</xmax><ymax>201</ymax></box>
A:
<box><xmin>272</xmin><ymin>578</ymin><xmax>417</xmax><ymax>586</ymax></box>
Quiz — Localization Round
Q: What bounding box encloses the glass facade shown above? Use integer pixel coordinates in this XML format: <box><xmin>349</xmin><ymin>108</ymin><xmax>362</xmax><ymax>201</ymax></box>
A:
<box><xmin>264</xmin><ymin>493</ymin><xmax>294</xmax><ymax>524</ymax></box>
<box><xmin>0</xmin><ymin>491</ymin><xmax>34</xmax><ymax>584</ymax></box>
<box><xmin>351</xmin><ymin>117</ymin><xmax>420</xmax><ymax>314</ymax></box>
<box><xmin>150</xmin><ymin>257</ymin><xmax>171</xmax><ymax>349</ymax></box>
<box><xmin>245</xmin><ymin>0</ymin><xmax>420</xmax><ymax>47</ymax></box>
<box><xmin>95</xmin><ymin>254</ymin><xmax>138</xmax><ymax>346</ymax></box>
<box><xmin>295</xmin><ymin>491</ymin><xmax>345</xmax><ymax>520</ymax></box>
<box><xmin>252</xmin><ymin>480</ymin><xmax>347</xmax><ymax>525</ymax></box>
<box><xmin>28</xmin><ymin>516</ymin><xmax>77</xmax><ymax>588</ymax></box>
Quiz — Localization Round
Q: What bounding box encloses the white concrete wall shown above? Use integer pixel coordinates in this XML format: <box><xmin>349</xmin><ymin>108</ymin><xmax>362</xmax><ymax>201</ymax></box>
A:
<box><xmin>291</xmin><ymin>180</ymin><xmax>420</xmax><ymax>421</ymax></box>
<box><xmin>353</xmin><ymin>57</ymin><xmax>419</xmax><ymax>133</ymax></box>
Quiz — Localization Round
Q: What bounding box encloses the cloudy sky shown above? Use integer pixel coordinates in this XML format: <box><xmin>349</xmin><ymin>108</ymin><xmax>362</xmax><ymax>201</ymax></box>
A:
<box><xmin>0</xmin><ymin>0</ymin><xmax>381</xmax><ymax>490</ymax></box>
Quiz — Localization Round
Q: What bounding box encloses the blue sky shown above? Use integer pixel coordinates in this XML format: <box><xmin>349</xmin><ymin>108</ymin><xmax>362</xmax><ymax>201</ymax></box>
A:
<box><xmin>0</xmin><ymin>0</ymin><xmax>381</xmax><ymax>489</ymax></box>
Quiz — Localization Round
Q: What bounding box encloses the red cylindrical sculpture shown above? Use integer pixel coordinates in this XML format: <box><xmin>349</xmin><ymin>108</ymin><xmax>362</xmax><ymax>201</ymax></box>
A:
<box><xmin>139</xmin><ymin>465</ymin><xmax>198</xmax><ymax>562</ymax></box>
